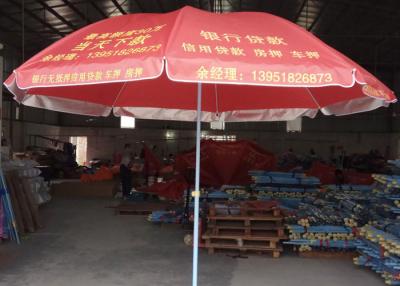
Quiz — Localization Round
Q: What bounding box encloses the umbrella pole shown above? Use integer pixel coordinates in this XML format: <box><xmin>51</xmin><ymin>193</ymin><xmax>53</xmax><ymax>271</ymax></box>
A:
<box><xmin>192</xmin><ymin>82</ymin><xmax>202</xmax><ymax>286</ymax></box>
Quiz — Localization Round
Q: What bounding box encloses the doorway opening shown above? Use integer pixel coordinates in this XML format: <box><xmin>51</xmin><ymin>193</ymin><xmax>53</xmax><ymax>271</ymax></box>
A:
<box><xmin>70</xmin><ymin>136</ymin><xmax>87</xmax><ymax>166</ymax></box>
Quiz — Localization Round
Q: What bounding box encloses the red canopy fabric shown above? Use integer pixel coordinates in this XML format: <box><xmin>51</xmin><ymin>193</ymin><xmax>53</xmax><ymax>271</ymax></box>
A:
<box><xmin>4</xmin><ymin>6</ymin><xmax>396</xmax><ymax>121</ymax></box>
<box><xmin>175</xmin><ymin>140</ymin><xmax>276</xmax><ymax>187</ymax></box>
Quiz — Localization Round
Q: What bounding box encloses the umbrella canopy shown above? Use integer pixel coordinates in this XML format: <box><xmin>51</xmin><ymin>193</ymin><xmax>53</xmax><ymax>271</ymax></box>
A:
<box><xmin>4</xmin><ymin>6</ymin><xmax>396</xmax><ymax>121</ymax></box>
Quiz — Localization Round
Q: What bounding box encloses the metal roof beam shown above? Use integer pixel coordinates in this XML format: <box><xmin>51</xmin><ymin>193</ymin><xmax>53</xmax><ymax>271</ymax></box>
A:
<box><xmin>293</xmin><ymin>0</ymin><xmax>308</xmax><ymax>22</ymax></box>
<box><xmin>6</xmin><ymin>0</ymin><xmax>65</xmax><ymax>37</ymax></box>
<box><xmin>111</xmin><ymin>0</ymin><xmax>127</xmax><ymax>15</ymax></box>
<box><xmin>308</xmin><ymin>0</ymin><xmax>331</xmax><ymax>32</ymax></box>
<box><xmin>226</xmin><ymin>0</ymin><xmax>239</xmax><ymax>11</ymax></box>
<box><xmin>61</xmin><ymin>0</ymin><xmax>91</xmax><ymax>24</ymax></box>
<box><xmin>36</xmin><ymin>0</ymin><xmax>77</xmax><ymax>30</ymax></box>
<box><xmin>90</xmin><ymin>0</ymin><xmax>108</xmax><ymax>18</ymax></box>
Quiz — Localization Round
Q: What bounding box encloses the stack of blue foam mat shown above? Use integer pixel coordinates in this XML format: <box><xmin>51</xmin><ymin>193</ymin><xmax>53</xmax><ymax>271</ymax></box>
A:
<box><xmin>249</xmin><ymin>171</ymin><xmax>320</xmax><ymax>207</ymax></box>
<box><xmin>202</xmin><ymin>185</ymin><xmax>249</xmax><ymax>201</ymax></box>
<box><xmin>249</xmin><ymin>171</ymin><xmax>307</xmax><ymax>178</ymax></box>
<box><xmin>204</xmin><ymin>191</ymin><xmax>231</xmax><ymax>200</ymax></box>
<box><xmin>255</xmin><ymin>187</ymin><xmax>318</xmax><ymax>206</ymax></box>
<box><xmin>325</xmin><ymin>184</ymin><xmax>373</xmax><ymax>192</ymax></box>
<box><xmin>249</xmin><ymin>171</ymin><xmax>320</xmax><ymax>187</ymax></box>
<box><xmin>218</xmin><ymin>185</ymin><xmax>249</xmax><ymax>200</ymax></box>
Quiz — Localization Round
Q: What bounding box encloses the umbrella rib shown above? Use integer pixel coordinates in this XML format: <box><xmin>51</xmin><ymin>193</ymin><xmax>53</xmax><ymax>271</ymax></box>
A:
<box><xmin>306</xmin><ymin>87</ymin><xmax>321</xmax><ymax>109</ymax></box>
<box><xmin>111</xmin><ymin>82</ymin><xmax>128</xmax><ymax>110</ymax></box>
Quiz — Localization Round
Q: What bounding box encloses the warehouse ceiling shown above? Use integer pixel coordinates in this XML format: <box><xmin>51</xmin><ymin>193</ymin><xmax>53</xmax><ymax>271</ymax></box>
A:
<box><xmin>0</xmin><ymin>0</ymin><xmax>399</xmax><ymax>69</ymax></box>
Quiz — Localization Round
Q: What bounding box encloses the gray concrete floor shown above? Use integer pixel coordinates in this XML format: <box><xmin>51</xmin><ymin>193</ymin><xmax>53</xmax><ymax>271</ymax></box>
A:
<box><xmin>0</xmin><ymin>198</ymin><xmax>384</xmax><ymax>286</ymax></box>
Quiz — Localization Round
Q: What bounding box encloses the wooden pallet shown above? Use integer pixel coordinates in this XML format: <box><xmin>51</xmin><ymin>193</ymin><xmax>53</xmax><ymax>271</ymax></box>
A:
<box><xmin>240</xmin><ymin>207</ymin><xmax>281</xmax><ymax>217</ymax></box>
<box><xmin>208</xmin><ymin>214</ymin><xmax>285</xmax><ymax>236</ymax></box>
<box><xmin>208</xmin><ymin>215</ymin><xmax>283</xmax><ymax>222</ymax></box>
<box><xmin>209</xmin><ymin>214</ymin><xmax>283</xmax><ymax>229</ymax></box>
<box><xmin>209</xmin><ymin>206</ymin><xmax>281</xmax><ymax>217</ymax></box>
<box><xmin>204</xmin><ymin>229</ymin><xmax>287</xmax><ymax>240</ymax></box>
<box><xmin>204</xmin><ymin>243</ymin><xmax>283</xmax><ymax>258</ymax></box>
<box><xmin>209</xmin><ymin>202</ymin><xmax>281</xmax><ymax>217</ymax></box>
<box><xmin>205</xmin><ymin>205</ymin><xmax>285</xmax><ymax>258</ymax></box>
<box><xmin>208</xmin><ymin>222</ymin><xmax>285</xmax><ymax>237</ymax></box>
<box><xmin>203</xmin><ymin>230</ymin><xmax>286</xmax><ymax>249</ymax></box>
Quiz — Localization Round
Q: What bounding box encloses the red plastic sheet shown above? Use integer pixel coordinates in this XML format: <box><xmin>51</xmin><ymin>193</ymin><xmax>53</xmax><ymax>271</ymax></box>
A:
<box><xmin>142</xmin><ymin>144</ymin><xmax>163</xmax><ymax>176</ymax></box>
<box><xmin>175</xmin><ymin>140</ymin><xmax>276</xmax><ymax>187</ymax></box>
<box><xmin>307</xmin><ymin>161</ymin><xmax>373</xmax><ymax>185</ymax></box>
<box><xmin>80</xmin><ymin>166</ymin><xmax>113</xmax><ymax>182</ymax></box>
<box><xmin>144</xmin><ymin>175</ymin><xmax>188</xmax><ymax>201</ymax></box>
<box><xmin>307</xmin><ymin>161</ymin><xmax>336</xmax><ymax>185</ymax></box>
<box><xmin>345</xmin><ymin>169</ymin><xmax>374</xmax><ymax>185</ymax></box>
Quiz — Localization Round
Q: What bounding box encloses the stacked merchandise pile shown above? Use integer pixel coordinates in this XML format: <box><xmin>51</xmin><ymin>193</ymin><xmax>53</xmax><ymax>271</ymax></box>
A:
<box><xmin>148</xmin><ymin>171</ymin><xmax>321</xmax><ymax>225</ymax></box>
<box><xmin>202</xmin><ymin>201</ymin><xmax>286</xmax><ymax>257</ymax></box>
<box><xmin>147</xmin><ymin>171</ymin><xmax>321</xmax><ymax>233</ymax></box>
<box><xmin>284</xmin><ymin>184</ymin><xmax>374</xmax><ymax>253</ymax></box>
<box><xmin>324</xmin><ymin>184</ymin><xmax>374</xmax><ymax>227</ymax></box>
<box><xmin>388</xmin><ymin>160</ymin><xmax>400</xmax><ymax>175</ymax></box>
<box><xmin>217</xmin><ymin>185</ymin><xmax>249</xmax><ymax>200</ymax></box>
<box><xmin>355</xmin><ymin>225</ymin><xmax>400</xmax><ymax>285</ymax></box>
<box><xmin>284</xmin><ymin>200</ymin><xmax>357</xmax><ymax>253</ymax></box>
<box><xmin>147</xmin><ymin>186</ymin><xmax>247</xmax><ymax>224</ymax></box>
<box><xmin>3</xmin><ymin>160</ymin><xmax>51</xmax><ymax>206</ymax></box>
<box><xmin>286</xmin><ymin>225</ymin><xmax>356</xmax><ymax>252</ymax></box>
<box><xmin>372</xmin><ymin>174</ymin><xmax>400</xmax><ymax>217</ymax></box>
<box><xmin>249</xmin><ymin>171</ymin><xmax>320</xmax><ymax>210</ymax></box>
<box><xmin>148</xmin><ymin>188</ymin><xmax>201</xmax><ymax>224</ymax></box>
<box><xmin>354</xmin><ymin>175</ymin><xmax>400</xmax><ymax>284</ymax></box>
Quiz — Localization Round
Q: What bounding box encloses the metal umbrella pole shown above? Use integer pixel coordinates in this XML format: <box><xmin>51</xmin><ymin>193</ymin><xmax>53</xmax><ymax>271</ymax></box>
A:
<box><xmin>192</xmin><ymin>82</ymin><xmax>202</xmax><ymax>286</ymax></box>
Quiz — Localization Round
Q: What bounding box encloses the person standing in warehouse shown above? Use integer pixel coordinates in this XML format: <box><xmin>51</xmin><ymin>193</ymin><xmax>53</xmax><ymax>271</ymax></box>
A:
<box><xmin>120</xmin><ymin>143</ymin><xmax>133</xmax><ymax>199</ymax></box>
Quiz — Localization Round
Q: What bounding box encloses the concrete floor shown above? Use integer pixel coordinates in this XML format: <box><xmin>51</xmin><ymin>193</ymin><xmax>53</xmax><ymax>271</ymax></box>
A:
<box><xmin>0</xmin><ymin>198</ymin><xmax>384</xmax><ymax>286</ymax></box>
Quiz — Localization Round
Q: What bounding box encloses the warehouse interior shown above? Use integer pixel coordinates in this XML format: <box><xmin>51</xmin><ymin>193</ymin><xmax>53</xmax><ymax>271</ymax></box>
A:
<box><xmin>0</xmin><ymin>1</ymin><xmax>400</xmax><ymax>286</ymax></box>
